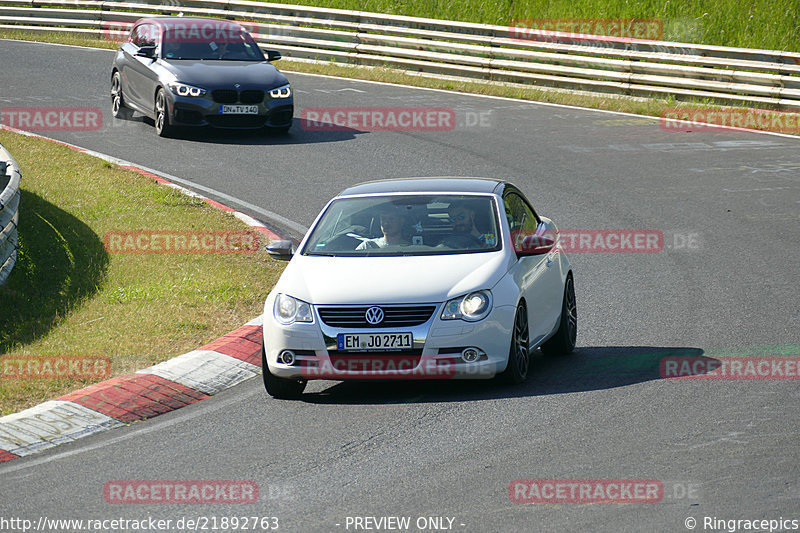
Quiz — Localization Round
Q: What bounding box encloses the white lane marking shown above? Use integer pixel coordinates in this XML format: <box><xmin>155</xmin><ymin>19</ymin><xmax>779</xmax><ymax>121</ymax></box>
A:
<box><xmin>0</xmin><ymin>385</ymin><xmax>262</xmax><ymax>475</ymax></box>
<box><xmin>313</xmin><ymin>88</ymin><xmax>367</xmax><ymax>93</ymax></box>
<box><xmin>139</xmin><ymin>350</ymin><xmax>261</xmax><ymax>396</ymax></box>
<box><xmin>0</xmin><ymin>401</ymin><xmax>123</xmax><ymax>457</ymax></box>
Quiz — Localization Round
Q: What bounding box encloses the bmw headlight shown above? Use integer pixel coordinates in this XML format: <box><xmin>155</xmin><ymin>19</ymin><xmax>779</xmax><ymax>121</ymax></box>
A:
<box><xmin>274</xmin><ymin>293</ymin><xmax>313</xmax><ymax>325</ymax></box>
<box><xmin>441</xmin><ymin>290</ymin><xmax>492</xmax><ymax>322</ymax></box>
<box><xmin>269</xmin><ymin>84</ymin><xmax>291</xmax><ymax>98</ymax></box>
<box><xmin>167</xmin><ymin>82</ymin><xmax>207</xmax><ymax>97</ymax></box>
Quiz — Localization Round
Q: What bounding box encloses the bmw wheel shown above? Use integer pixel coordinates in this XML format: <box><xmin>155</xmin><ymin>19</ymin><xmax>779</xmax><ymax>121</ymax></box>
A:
<box><xmin>261</xmin><ymin>341</ymin><xmax>307</xmax><ymax>399</ymax></box>
<box><xmin>154</xmin><ymin>88</ymin><xmax>172</xmax><ymax>137</ymax></box>
<box><xmin>501</xmin><ymin>302</ymin><xmax>530</xmax><ymax>384</ymax></box>
<box><xmin>110</xmin><ymin>71</ymin><xmax>131</xmax><ymax>119</ymax></box>
<box><xmin>541</xmin><ymin>273</ymin><xmax>577</xmax><ymax>356</ymax></box>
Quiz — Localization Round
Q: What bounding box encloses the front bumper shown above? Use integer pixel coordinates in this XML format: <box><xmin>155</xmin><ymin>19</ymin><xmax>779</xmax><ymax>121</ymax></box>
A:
<box><xmin>263</xmin><ymin>296</ymin><xmax>515</xmax><ymax>380</ymax></box>
<box><xmin>168</xmin><ymin>92</ymin><xmax>293</xmax><ymax>129</ymax></box>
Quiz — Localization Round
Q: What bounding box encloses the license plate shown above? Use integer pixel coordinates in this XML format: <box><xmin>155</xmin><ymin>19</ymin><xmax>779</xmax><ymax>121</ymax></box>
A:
<box><xmin>219</xmin><ymin>105</ymin><xmax>258</xmax><ymax>114</ymax></box>
<box><xmin>337</xmin><ymin>332</ymin><xmax>413</xmax><ymax>351</ymax></box>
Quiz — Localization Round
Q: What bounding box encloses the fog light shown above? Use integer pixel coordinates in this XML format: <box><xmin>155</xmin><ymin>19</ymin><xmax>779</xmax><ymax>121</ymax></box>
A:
<box><xmin>461</xmin><ymin>347</ymin><xmax>482</xmax><ymax>363</ymax></box>
<box><xmin>278</xmin><ymin>350</ymin><xmax>296</xmax><ymax>365</ymax></box>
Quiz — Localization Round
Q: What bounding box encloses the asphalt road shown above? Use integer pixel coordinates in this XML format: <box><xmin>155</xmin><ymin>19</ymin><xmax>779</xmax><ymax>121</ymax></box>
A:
<box><xmin>1</xmin><ymin>39</ymin><xmax>798</xmax><ymax>533</ymax></box>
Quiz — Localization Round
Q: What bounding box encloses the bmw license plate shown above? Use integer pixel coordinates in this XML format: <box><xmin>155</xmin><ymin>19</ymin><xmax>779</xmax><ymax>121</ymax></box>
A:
<box><xmin>219</xmin><ymin>105</ymin><xmax>258</xmax><ymax>114</ymax></box>
<box><xmin>337</xmin><ymin>333</ymin><xmax>413</xmax><ymax>351</ymax></box>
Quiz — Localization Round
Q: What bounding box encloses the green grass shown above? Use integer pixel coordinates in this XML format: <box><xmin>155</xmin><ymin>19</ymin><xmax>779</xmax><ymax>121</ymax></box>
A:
<box><xmin>0</xmin><ymin>130</ymin><xmax>284</xmax><ymax>415</ymax></box>
<box><xmin>0</xmin><ymin>29</ymin><xmax>120</xmax><ymax>50</ymax></box>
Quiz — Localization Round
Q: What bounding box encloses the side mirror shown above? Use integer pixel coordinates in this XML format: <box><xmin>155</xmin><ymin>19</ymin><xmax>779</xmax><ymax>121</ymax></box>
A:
<box><xmin>516</xmin><ymin>233</ymin><xmax>555</xmax><ymax>256</ymax></box>
<box><xmin>266</xmin><ymin>240</ymin><xmax>294</xmax><ymax>260</ymax></box>
<box><xmin>264</xmin><ymin>49</ymin><xmax>282</xmax><ymax>61</ymax></box>
<box><xmin>136</xmin><ymin>45</ymin><xmax>157</xmax><ymax>58</ymax></box>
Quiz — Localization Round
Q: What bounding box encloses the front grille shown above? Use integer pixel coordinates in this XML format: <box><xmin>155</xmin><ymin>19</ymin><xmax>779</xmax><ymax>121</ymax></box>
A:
<box><xmin>318</xmin><ymin>306</ymin><xmax>436</xmax><ymax>328</ymax></box>
<box><xmin>211</xmin><ymin>90</ymin><xmax>265</xmax><ymax>104</ymax></box>
<box><xmin>211</xmin><ymin>89</ymin><xmax>238</xmax><ymax>104</ymax></box>
<box><xmin>240</xmin><ymin>90</ymin><xmax>265</xmax><ymax>104</ymax></box>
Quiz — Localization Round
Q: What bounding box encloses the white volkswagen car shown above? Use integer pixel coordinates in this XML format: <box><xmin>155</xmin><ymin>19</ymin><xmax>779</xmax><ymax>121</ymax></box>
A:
<box><xmin>261</xmin><ymin>178</ymin><xmax>576</xmax><ymax>398</ymax></box>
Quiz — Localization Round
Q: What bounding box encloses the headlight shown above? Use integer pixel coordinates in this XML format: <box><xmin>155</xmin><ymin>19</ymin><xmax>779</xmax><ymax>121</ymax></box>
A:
<box><xmin>274</xmin><ymin>293</ymin><xmax>313</xmax><ymax>325</ymax></box>
<box><xmin>167</xmin><ymin>82</ymin><xmax>207</xmax><ymax>97</ymax></box>
<box><xmin>269</xmin><ymin>84</ymin><xmax>291</xmax><ymax>98</ymax></box>
<box><xmin>441</xmin><ymin>290</ymin><xmax>492</xmax><ymax>322</ymax></box>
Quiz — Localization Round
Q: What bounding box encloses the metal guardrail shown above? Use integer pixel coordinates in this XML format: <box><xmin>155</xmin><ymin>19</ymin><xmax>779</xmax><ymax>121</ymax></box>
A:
<box><xmin>0</xmin><ymin>0</ymin><xmax>799</xmax><ymax>107</ymax></box>
<box><xmin>0</xmin><ymin>143</ymin><xmax>21</xmax><ymax>288</ymax></box>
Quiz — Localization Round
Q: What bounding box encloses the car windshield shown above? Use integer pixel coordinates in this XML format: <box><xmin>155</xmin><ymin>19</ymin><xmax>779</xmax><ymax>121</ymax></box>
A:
<box><xmin>161</xmin><ymin>28</ymin><xmax>265</xmax><ymax>61</ymax></box>
<box><xmin>302</xmin><ymin>194</ymin><xmax>502</xmax><ymax>256</ymax></box>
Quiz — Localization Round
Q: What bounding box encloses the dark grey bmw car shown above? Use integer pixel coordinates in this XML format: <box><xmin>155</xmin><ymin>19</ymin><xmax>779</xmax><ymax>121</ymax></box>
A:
<box><xmin>111</xmin><ymin>17</ymin><xmax>293</xmax><ymax>136</ymax></box>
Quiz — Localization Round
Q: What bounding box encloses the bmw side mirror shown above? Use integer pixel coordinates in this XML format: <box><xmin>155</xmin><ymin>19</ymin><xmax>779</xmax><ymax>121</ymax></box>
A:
<box><xmin>266</xmin><ymin>240</ymin><xmax>294</xmax><ymax>260</ymax></box>
<box><xmin>264</xmin><ymin>49</ymin><xmax>282</xmax><ymax>61</ymax></box>
<box><xmin>136</xmin><ymin>45</ymin><xmax>157</xmax><ymax>58</ymax></box>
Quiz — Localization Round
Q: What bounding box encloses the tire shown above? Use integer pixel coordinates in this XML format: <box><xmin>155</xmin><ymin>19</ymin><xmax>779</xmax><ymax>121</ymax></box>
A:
<box><xmin>540</xmin><ymin>273</ymin><xmax>577</xmax><ymax>356</ymax></box>
<box><xmin>110</xmin><ymin>71</ymin><xmax>132</xmax><ymax>119</ymax></box>
<box><xmin>154</xmin><ymin>88</ymin><xmax>172</xmax><ymax>137</ymax></box>
<box><xmin>500</xmin><ymin>302</ymin><xmax>530</xmax><ymax>384</ymax></box>
<box><xmin>261</xmin><ymin>341</ymin><xmax>307</xmax><ymax>399</ymax></box>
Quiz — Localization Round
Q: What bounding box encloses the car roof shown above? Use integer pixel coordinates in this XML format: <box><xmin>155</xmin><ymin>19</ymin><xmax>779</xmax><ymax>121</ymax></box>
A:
<box><xmin>135</xmin><ymin>17</ymin><xmax>243</xmax><ymax>29</ymax></box>
<box><xmin>339</xmin><ymin>177</ymin><xmax>504</xmax><ymax>196</ymax></box>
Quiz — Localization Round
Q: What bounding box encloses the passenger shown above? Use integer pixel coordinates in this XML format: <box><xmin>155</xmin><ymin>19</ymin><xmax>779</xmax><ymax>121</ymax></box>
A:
<box><xmin>356</xmin><ymin>207</ymin><xmax>409</xmax><ymax>249</ymax></box>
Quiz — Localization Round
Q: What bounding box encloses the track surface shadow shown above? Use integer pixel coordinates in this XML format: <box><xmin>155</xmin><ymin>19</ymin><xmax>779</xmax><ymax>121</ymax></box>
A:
<box><xmin>112</xmin><ymin>116</ymin><xmax>362</xmax><ymax>145</ymax></box>
<box><xmin>292</xmin><ymin>346</ymin><xmax>708</xmax><ymax>405</ymax></box>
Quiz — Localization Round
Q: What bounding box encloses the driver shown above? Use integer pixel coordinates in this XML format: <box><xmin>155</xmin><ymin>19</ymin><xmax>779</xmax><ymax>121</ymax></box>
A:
<box><xmin>448</xmin><ymin>201</ymin><xmax>489</xmax><ymax>245</ymax></box>
<box><xmin>356</xmin><ymin>207</ymin><xmax>409</xmax><ymax>250</ymax></box>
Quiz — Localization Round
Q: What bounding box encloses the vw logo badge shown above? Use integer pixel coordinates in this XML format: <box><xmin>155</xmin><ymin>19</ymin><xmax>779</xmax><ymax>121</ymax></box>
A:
<box><xmin>365</xmin><ymin>306</ymin><xmax>384</xmax><ymax>325</ymax></box>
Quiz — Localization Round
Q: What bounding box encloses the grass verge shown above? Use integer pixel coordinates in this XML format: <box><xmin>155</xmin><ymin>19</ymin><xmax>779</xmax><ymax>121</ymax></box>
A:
<box><xmin>2</xmin><ymin>30</ymin><xmax>797</xmax><ymax>137</ymax></box>
<box><xmin>0</xmin><ymin>129</ymin><xmax>283</xmax><ymax>415</ymax></box>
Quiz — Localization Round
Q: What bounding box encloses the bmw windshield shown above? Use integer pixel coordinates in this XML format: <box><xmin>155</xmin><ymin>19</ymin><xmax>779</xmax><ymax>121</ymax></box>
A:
<box><xmin>161</xmin><ymin>26</ymin><xmax>265</xmax><ymax>61</ymax></box>
<box><xmin>302</xmin><ymin>194</ymin><xmax>502</xmax><ymax>256</ymax></box>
